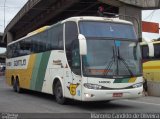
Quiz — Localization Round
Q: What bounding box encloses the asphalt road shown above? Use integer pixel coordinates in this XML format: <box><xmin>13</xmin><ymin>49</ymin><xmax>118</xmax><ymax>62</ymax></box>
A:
<box><xmin>0</xmin><ymin>76</ymin><xmax>160</xmax><ymax>118</ymax></box>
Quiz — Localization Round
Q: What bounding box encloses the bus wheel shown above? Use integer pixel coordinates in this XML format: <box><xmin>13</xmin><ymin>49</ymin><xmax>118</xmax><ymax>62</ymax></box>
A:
<box><xmin>13</xmin><ymin>79</ymin><xmax>17</xmax><ymax>92</ymax></box>
<box><xmin>13</xmin><ymin>78</ymin><xmax>22</xmax><ymax>93</ymax></box>
<box><xmin>54</xmin><ymin>81</ymin><xmax>66</xmax><ymax>104</ymax></box>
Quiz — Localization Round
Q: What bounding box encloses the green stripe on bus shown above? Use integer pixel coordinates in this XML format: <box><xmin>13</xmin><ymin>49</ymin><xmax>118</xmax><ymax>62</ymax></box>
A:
<box><xmin>121</xmin><ymin>78</ymin><xmax>130</xmax><ymax>83</ymax></box>
<box><xmin>114</xmin><ymin>79</ymin><xmax>123</xmax><ymax>83</ymax></box>
<box><xmin>35</xmin><ymin>51</ymin><xmax>51</xmax><ymax>91</ymax></box>
<box><xmin>30</xmin><ymin>53</ymin><xmax>43</xmax><ymax>90</ymax></box>
<box><xmin>114</xmin><ymin>78</ymin><xmax>130</xmax><ymax>83</ymax></box>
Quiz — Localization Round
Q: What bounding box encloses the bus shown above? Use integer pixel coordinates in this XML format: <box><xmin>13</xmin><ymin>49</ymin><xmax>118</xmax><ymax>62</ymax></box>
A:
<box><xmin>140</xmin><ymin>40</ymin><xmax>160</xmax><ymax>96</ymax></box>
<box><xmin>6</xmin><ymin>16</ymin><xmax>143</xmax><ymax>104</ymax></box>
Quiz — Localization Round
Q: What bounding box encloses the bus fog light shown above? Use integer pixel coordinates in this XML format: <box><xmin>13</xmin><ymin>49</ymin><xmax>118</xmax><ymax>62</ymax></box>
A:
<box><xmin>132</xmin><ymin>83</ymin><xmax>143</xmax><ymax>88</ymax></box>
<box><xmin>85</xmin><ymin>93</ymin><xmax>94</xmax><ymax>98</ymax></box>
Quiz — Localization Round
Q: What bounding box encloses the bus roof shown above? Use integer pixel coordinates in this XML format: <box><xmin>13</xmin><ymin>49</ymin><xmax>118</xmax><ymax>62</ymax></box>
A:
<box><xmin>62</xmin><ymin>16</ymin><xmax>132</xmax><ymax>25</ymax></box>
<box><xmin>8</xmin><ymin>16</ymin><xmax>133</xmax><ymax>46</ymax></box>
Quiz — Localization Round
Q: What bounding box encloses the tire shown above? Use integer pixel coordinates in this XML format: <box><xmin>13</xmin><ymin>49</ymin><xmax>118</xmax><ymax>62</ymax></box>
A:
<box><xmin>13</xmin><ymin>79</ymin><xmax>17</xmax><ymax>92</ymax></box>
<box><xmin>54</xmin><ymin>81</ymin><xmax>66</xmax><ymax>104</ymax></box>
<box><xmin>13</xmin><ymin>79</ymin><xmax>22</xmax><ymax>93</ymax></box>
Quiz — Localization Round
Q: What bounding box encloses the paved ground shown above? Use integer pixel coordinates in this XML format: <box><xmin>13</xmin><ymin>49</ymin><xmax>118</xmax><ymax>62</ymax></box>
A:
<box><xmin>0</xmin><ymin>76</ymin><xmax>160</xmax><ymax>118</ymax></box>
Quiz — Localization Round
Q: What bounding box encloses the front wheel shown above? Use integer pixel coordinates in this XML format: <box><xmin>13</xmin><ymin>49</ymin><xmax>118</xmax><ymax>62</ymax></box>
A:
<box><xmin>54</xmin><ymin>81</ymin><xmax>66</xmax><ymax>104</ymax></box>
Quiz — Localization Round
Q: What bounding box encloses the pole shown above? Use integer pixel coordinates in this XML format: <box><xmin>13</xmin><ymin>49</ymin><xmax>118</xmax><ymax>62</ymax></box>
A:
<box><xmin>4</xmin><ymin>0</ymin><xmax>7</xmax><ymax>32</ymax></box>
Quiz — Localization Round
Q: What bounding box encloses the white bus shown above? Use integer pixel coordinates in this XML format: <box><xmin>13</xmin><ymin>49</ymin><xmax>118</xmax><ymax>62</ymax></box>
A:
<box><xmin>6</xmin><ymin>16</ymin><xmax>143</xmax><ymax>104</ymax></box>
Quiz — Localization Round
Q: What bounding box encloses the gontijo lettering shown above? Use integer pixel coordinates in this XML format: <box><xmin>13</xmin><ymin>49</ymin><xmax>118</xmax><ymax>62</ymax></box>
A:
<box><xmin>14</xmin><ymin>59</ymin><xmax>26</xmax><ymax>66</ymax></box>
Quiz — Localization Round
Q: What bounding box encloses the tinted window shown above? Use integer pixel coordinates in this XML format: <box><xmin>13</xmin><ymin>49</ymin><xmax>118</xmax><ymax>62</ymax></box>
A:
<box><xmin>7</xmin><ymin>46</ymin><xmax>12</xmax><ymax>58</ymax></box>
<box><xmin>154</xmin><ymin>44</ymin><xmax>160</xmax><ymax>58</ymax></box>
<box><xmin>65</xmin><ymin>22</ymin><xmax>78</xmax><ymax>50</ymax></box>
<box><xmin>12</xmin><ymin>43</ymin><xmax>19</xmax><ymax>57</ymax></box>
<box><xmin>141</xmin><ymin>45</ymin><xmax>149</xmax><ymax>59</ymax></box>
<box><xmin>31</xmin><ymin>36</ymin><xmax>39</xmax><ymax>53</ymax></box>
<box><xmin>7</xmin><ymin>24</ymin><xmax>64</xmax><ymax>58</ymax></box>
<box><xmin>79</xmin><ymin>21</ymin><xmax>137</xmax><ymax>40</ymax></box>
<box><xmin>39</xmin><ymin>32</ymin><xmax>47</xmax><ymax>52</ymax></box>
<box><xmin>65</xmin><ymin>21</ymin><xmax>80</xmax><ymax>75</ymax></box>
<box><xmin>31</xmin><ymin>34</ymin><xmax>46</xmax><ymax>53</ymax></box>
<box><xmin>48</xmin><ymin>24</ymin><xmax>63</xmax><ymax>50</ymax></box>
<box><xmin>19</xmin><ymin>40</ymin><xmax>31</xmax><ymax>56</ymax></box>
<box><xmin>24</xmin><ymin>38</ymin><xmax>32</xmax><ymax>54</ymax></box>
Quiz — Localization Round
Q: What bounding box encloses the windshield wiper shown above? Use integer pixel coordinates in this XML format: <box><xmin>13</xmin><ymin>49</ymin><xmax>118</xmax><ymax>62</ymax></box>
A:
<box><xmin>103</xmin><ymin>46</ymin><xmax>116</xmax><ymax>76</ymax></box>
<box><xmin>117</xmin><ymin>47</ymin><xmax>134</xmax><ymax>77</ymax></box>
<box><xmin>104</xmin><ymin>47</ymin><xmax>134</xmax><ymax>77</ymax></box>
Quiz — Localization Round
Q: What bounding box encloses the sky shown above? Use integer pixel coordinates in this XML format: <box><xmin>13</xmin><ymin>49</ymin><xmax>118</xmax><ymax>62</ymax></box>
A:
<box><xmin>0</xmin><ymin>0</ymin><xmax>28</xmax><ymax>53</ymax></box>
<box><xmin>0</xmin><ymin>0</ymin><xmax>28</xmax><ymax>32</ymax></box>
<box><xmin>142</xmin><ymin>10</ymin><xmax>160</xmax><ymax>41</ymax></box>
<box><xmin>0</xmin><ymin>0</ymin><xmax>160</xmax><ymax>53</ymax></box>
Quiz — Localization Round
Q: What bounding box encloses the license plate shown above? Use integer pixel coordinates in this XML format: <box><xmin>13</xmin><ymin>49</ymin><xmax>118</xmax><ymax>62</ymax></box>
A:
<box><xmin>113</xmin><ymin>93</ymin><xmax>123</xmax><ymax>97</ymax></box>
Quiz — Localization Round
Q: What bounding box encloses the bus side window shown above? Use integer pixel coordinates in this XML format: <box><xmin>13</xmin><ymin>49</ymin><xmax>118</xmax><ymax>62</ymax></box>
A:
<box><xmin>31</xmin><ymin>35</ymin><xmax>41</xmax><ymax>53</ymax></box>
<box><xmin>49</xmin><ymin>27</ymin><xmax>58</xmax><ymax>50</ymax></box>
<box><xmin>7</xmin><ymin>46</ymin><xmax>12</xmax><ymax>58</ymax></box>
<box><xmin>57</xmin><ymin>24</ymin><xmax>63</xmax><ymax>50</ymax></box>
<box><xmin>65</xmin><ymin>21</ymin><xmax>80</xmax><ymax>75</ymax></box>
<box><xmin>12</xmin><ymin>43</ymin><xmax>19</xmax><ymax>57</ymax></box>
<box><xmin>19</xmin><ymin>40</ymin><xmax>30</xmax><ymax>56</ymax></box>
<box><xmin>71</xmin><ymin>40</ymin><xmax>81</xmax><ymax>74</ymax></box>
<box><xmin>24</xmin><ymin>38</ymin><xmax>32</xmax><ymax>54</ymax></box>
<box><xmin>65</xmin><ymin>22</ymin><xmax>77</xmax><ymax>64</ymax></box>
<box><xmin>142</xmin><ymin>45</ymin><xmax>149</xmax><ymax>60</ymax></box>
<box><xmin>39</xmin><ymin>32</ymin><xmax>47</xmax><ymax>52</ymax></box>
<box><xmin>154</xmin><ymin>44</ymin><xmax>160</xmax><ymax>59</ymax></box>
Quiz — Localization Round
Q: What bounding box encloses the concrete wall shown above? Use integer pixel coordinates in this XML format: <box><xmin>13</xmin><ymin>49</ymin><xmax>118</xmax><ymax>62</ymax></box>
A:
<box><xmin>148</xmin><ymin>81</ymin><xmax>160</xmax><ymax>97</ymax></box>
<box><xmin>99</xmin><ymin>0</ymin><xmax>142</xmax><ymax>41</ymax></box>
<box><xmin>6</xmin><ymin>32</ymin><xmax>13</xmax><ymax>44</ymax></box>
<box><xmin>119</xmin><ymin>0</ymin><xmax>160</xmax><ymax>8</ymax></box>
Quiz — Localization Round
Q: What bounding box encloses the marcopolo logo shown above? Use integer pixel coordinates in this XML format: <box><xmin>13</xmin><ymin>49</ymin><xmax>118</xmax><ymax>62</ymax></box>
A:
<box><xmin>99</xmin><ymin>81</ymin><xmax>111</xmax><ymax>84</ymax></box>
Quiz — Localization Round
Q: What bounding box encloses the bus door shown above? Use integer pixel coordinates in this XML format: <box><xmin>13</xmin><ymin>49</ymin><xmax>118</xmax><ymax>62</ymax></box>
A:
<box><xmin>64</xmin><ymin>21</ymin><xmax>82</xmax><ymax>100</ymax></box>
<box><xmin>64</xmin><ymin>40</ymin><xmax>82</xmax><ymax>100</ymax></box>
<box><xmin>64</xmin><ymin>67</ymin><xmax>82</xmax><ymax>101</ymax></box>
<box><xmin>71</xmin><ymin>44</ymin><xmax>82</xmax><ymax>101</ymax></box>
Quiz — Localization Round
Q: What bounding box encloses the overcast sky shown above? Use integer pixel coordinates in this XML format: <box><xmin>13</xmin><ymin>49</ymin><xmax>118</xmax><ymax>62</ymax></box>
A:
<box><xmin>0</xmin><ymin>0</ymin><xmax>28</xmax><ymax>32</ymax></box>
<box><xmin>0</xmin><ymin>0</ymin><xmax>160</xmax><ymax>53</ymax></box>
<box><xmin>142</xmin><ymin>10</ymin><xmax>160</xmax><ymax>41</ymax></box>
<box><xmin>0</xmin><ymin>0</ymin><xmax>28</xmax><ymax>53</ymax></box>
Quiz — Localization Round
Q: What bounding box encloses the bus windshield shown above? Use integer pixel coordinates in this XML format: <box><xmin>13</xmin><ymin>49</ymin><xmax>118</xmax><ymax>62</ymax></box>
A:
<box><xmin>79</xmin><ymin>21</ymin><xmax>137</xmax><ymax>40</ymax></box>
<box><xmin>79</xmin><ymin>21</ymin><xmax>142</xmax><ymax>78</ymax></box>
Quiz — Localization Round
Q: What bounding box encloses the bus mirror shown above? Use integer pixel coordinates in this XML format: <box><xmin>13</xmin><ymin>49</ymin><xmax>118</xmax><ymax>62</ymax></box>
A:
<box><xmin>78</xmin><ymin>34</ymin><xmax>87</xmax><ymax>55</ymax></box>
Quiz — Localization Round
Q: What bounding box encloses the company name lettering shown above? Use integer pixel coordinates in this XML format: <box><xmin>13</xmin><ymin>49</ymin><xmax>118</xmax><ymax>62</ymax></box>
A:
<box><xmin>14</xmin><ymin>59</ymin><xmax>26</xmax><ymax>66</ymax></box>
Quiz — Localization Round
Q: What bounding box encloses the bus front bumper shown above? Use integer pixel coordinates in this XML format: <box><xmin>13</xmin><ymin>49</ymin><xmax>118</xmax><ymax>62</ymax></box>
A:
<box><xmin>82</xmin><ymin>87</ymin><xmax>143</xmax><ymax>101</ymax></box>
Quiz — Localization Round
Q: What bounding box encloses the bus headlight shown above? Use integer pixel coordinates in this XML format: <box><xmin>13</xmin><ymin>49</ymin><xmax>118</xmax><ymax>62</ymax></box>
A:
<box><xmin>84</xmin><ymin>83</ymin><xmax>102</xmax><ymax>90</ymax></box>
<box><xmin>132</xmin><ymin>83</ymin><xmax>143</xmax><ymax>88</ymax></box>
